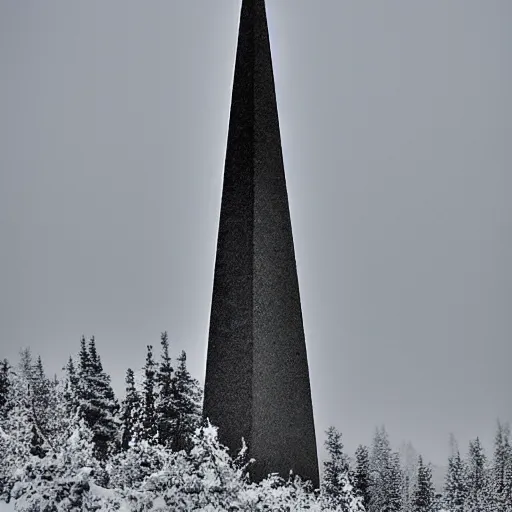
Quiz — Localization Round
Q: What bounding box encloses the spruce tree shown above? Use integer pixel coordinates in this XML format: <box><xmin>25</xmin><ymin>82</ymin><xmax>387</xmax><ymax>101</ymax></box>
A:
<box><xmin>492</xmin><ymin>420</ymin><xmax>512</xmax><ymax>511</ymax></box>
<box><xmin>444</xmin><ymin>447</ymin><xmax>467</xmax><ymax>512</ymax></box>
<box><xmin>155</xmin><ymin>331</ymin><xmax>176</xmax><ymax>448</ymax></box>
<box><xmin>465</xmin><ymin>437</ymin><xmax>490</xmax><ymax>512</ymax></box>
<box><xmin>322</xmin><ymin>426</ymin><xmax>365</xmax><ymax>511</ymax></box>
<box><xmin>369</xmin><ymin>425</ymin><xmax>392</xmax><ymax>512</ymax></box>
<box><xmin>121</xmin><ymin>368</ymin><xmax>143</xmax><ymax>450</ymax></box>
<box><xmin>75</xmin><ymin>336</ymin><xmax>120</xmax><ymax>460</ymax></box>
<box><xmin>504</xmin><ymin>434</ymin><xmax>512</xmax><ymax>512</ymax></box>
<box><xmin>354</xmin><ymin>444</ymin><xmax>371</xmax><ymax>508</ymax></box>
<box><xmin>141</xmin><ymin>345</ymin><xmax>158</xmax><ymax>444</ymax></box>
<box><xmin>412</xmin><ymin>456</ymin><xmax>435</xmax><ymax>512</ymax></box>
<box><xmin>400</xmin><ymin>441</ymin><xmax>420</xmax><ymax>512</ymax></box>
<box><xmin>171</xmin><ymin>350</ymin><xmax>202</xmax><ymax>452</ymax></box>
<box><xmin>63</xmin><ymin>356</ymin><xmax>79</xmax><ymax>416</ymax></box>
<box><xmin>29</xmin><ymin>355</ymin><xmax>51</xmax><ymax>457</ymax></box>
<box><xmin>387</xmin><ymin>451</ymin><xmax>403</xmax><ymax>512</ymax></box>
<box><xmin>87</xmin><ymin>336</ymin><xmax>120</xmax><ymax>459</ymax></box>
<box><xmin>0</xmin><ymin>358</ymin><xmax>11</xmax><ymax>414</ymax></box>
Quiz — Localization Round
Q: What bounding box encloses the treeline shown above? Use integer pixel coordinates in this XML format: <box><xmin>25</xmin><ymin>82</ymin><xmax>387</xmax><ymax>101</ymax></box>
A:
<box><xmin>0</xmin><ymin>335</ymin><xmax>511</xmax><ymax>511</ymax></box>
<box><xmin>0</xmin><ymin>335</ymin><xmax>364</xmax><ymax>512</ymax></box>
<box><xmin>342</xmin><ymin>422</ymin><xmax>512</xmax><ymax>512</ymax></box>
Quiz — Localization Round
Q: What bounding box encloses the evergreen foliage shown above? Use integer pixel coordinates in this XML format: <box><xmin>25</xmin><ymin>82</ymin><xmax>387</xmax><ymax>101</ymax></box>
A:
<box><xmin>155</xmin><ymin>331</ymin><xmax>175</xmax><ymax>448</ymax></box>
<box><xmin>171</xmin><ymin>350</ymin><xmax>202</xmax><ymax>452</ymax></box>
<box><xmin>3</xmin><ymin>337</ymin><xmax>512</xmax><ymax>511</ymax></box>
<box><xmin>412</xmin><ymin>456</ymin><xmax>435</xmax><ymax>512</ymax></box>
<box><xmin>443</xmin><ymin>437</ymin><xmax>467</xmax><ymax>512</ymax></box>
<box><xmin>354</xmin><ymin>444</ymin><xmax>371</xmax><ymax>508</ymax></box>
<box><xmin>141</xmin><ymin>345</ymin><xmax>158</xmax><ymax>444</ymax></box>
<box><xmin>491</xmin><ymin>420</ymin><xmax>512</xmax><ymax>511</ymax></box>
<box><xmin>75</xmin><ymin>336</ymin><xmax>120</xmax><ymax>460</ymax></box>
<box><xmin>320</xmin><ymin>426</ymin><xmax>365</xmax><ymax>511</ymax></box>
<box><xmin>120</xmin><ymin>368</ymin><xmax>142</xmax><ymax>451</ymax></box>
<box><xmin>387</xmin><ymin>451</ymin><xmax>403</xmax><ymax>512</ymax></box>
<box><xmin>368</xmin><ymin>425</ymin><xmax>392</xmax><ymax>512</ymax></box>
<box><xmin>465</xmin><ymin>437</ymin><xmax>491</xmax><ymax>512</ymax></box>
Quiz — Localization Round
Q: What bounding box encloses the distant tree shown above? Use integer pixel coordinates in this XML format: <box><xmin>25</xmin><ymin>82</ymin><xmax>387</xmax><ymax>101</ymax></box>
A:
<box><xmin>29</xmin><ymin>355</ymin><xmax>52</xmax><ymax>458</ymax></box>
<box><xmin>140</xmin><ymin>345</ymin><xmax>158</xmax><ymax>444</ymax></box>
<box><xmin>321</xmin><ymin>426</ymin><xmax>365</xmax><ymax>511</ymax></box>
<box><xmin>412</xmin><ymin>455</ymin><xmax>435</xmax><ymax>512</ymax></box>
<box><xmin>491</xmin><ymin>420</ymin><xmax>512</xmax><ymax>511</ymax></box>
<box><xmin>62</xmin><ymin>356</ymin><xmax>79</xmax><ymax>416</ymax></box>
<box><xmin>171</xmin><ymin>350</ymin><xmax>202</xmax><ymax>452</ymax></box>
<box><xmin>155</xmin><ymin>331</ymin><xmax>176</xmax><ymax>448</ymax></box>
<box><xmin>0</xmin><ymin>359</ymin><xmax>11</xmax><ymax>415</ymax></box>
<box><xmin>369</xmin><ymin>425</ymin><xmax>392</xmax><ymax>512</ymax></box>
<box><xmin>354</xmin><ymin>444</ymin><xmax>371</xmax><ymax>508</ymax></box>
<box><xmin>444</xmin><ymin>434</ymin><xmax>467</xmax><ymax>512</ymax></box>
<box><xmin>75</xmin><ymin>335</ymin><xmax>120</xmax><ymax>460</ymax></box>
<box><xmin>387</xmin><ymin>451</ymin><xmax>403</xmax><ymax>512</ymax></box>
<box><xmin>400</xmin><ymin>441</ymin><xmax>420</xmax><ymax>512</ymax></box>
<box><xmin>121</xmin><ymin>368</ymin><xmax>143</xmax><ymax>450</ymax></box>
<box><xmin>465</xmin><ymin>437</ymin><xmax>490</xmax><ymax>512</ymax></box>
<box><xmin>0</xmin><ymin>356</ymin><xmax>38</xmax><ymax>501</ymax></box>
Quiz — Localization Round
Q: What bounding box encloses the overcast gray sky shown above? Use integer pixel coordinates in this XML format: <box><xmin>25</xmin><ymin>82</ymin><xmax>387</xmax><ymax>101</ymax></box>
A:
<box><xmin>1</xmin><ymin>0</ymin><xmax>511</xmax><ymax>467</ymax></box>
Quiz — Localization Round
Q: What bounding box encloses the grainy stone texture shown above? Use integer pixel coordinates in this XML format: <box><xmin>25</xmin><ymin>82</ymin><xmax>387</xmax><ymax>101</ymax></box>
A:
<box><xmin>203</xmin><ymin>0</ymin><xmax>319</xmax><ymax>488</ymax></box>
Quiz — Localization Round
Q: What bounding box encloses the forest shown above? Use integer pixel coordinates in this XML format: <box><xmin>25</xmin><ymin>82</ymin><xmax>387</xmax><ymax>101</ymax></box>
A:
<box><xmin>0</xmin><ymin>334</ymin><xmax>510</xmax><ymax>511</ymax></box>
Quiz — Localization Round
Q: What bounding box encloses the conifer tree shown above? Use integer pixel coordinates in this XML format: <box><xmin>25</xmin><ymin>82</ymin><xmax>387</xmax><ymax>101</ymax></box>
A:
<box><xmin>0</xmin><ymin>358</ymin><xmax>11</xmax><ymax>414</ymax></box>
<box><xmin>492</xmin><ymin>420</ymin><xmax>512</xmax><ymax>511</ymax></box>
<box><xmin>444</xmin><ymin>434</ymin><xmax>466</xmax><ymax>512</ymax></box>
<box><xmin>412</xmin><ymin>455</ymin><xmax>435</xmax><ymax>512</ymax></box>
<box><xmin>400</xmin><ymin>441</ymin><xmax>420</xmax><ymax>512</ymax></box>
<box><xmin>121</xmin><ymin>368</ymin><xmax>143</xmax><ymax>450</ymax></box>
<box><xmin>322</xmin><ymin>426</ymin><xmax>365</xmax><ymax>511</ymax></box>
<box><xmin>465</xmin><ymin>437</ymin><xmax>490</xmax><ymax>512</ymax></box>
<box><xmin>369</xmin><ymin>425</ymin><xmax>392</xmax><ymax>512</ymax></box>
<box><xmin>504</xmin><ymin>436</ymin><xmax>512</xmax><ymax>512</ymax></box>
<box><xmin>171</xmin><ymin>350</ymin><xmax>202</xmax><ymax>452</ymax></box>
<box><xmin>141</xmin><ymin>345</ymin><xmax>158</xmax><ymax>444</ymax></box>
<box><xmin>63</xmin><ymin>356</ymin><xmax>79</xmax><ymax>416</ymax></box>
<box><xmin>29</xmin><ymin>355</ymin><xmax>51</xmax><ymax>457</ymax></box>
<box><xmin>387</xmin><ymin>451</ymin><xmax>403</xmax><ymax>512</ymax></box>
<box><xmin>75</xmin><ymin>336</ymin><xmax>120</xmax><ymax>460</ymax></box>
<box><xmin>354</xmin><ymin>444</ymin><xmax>371</xmax><ymax>508</ymax></box>
<box><xmin>155</xmin><ymin>331</ymin><xmax>175</xmax><ymax>448</ymax></box>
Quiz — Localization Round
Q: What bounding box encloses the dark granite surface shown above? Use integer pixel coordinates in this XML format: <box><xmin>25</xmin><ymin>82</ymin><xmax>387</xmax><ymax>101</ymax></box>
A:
<box><xmin>203</xmin><ymin>0</ymin><xmax>319</xmax><ymax>488</ymax></box>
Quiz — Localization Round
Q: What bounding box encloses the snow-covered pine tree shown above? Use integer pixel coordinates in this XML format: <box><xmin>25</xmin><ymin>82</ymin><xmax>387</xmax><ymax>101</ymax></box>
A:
<box><xmin>28</xmin><ymin>355</ymin><xmax>52</xmax><ymax>458</ymax></box>
<box><xmin>412</xmin><ymin>455</ymin><xmax>435</xmax><ymax>512</ymax></box>
<box><xmin>321</xmin><ymin>426</ymin><xmax>365</xmax><ymax>511</ymax></box>
<box><xmin>155</xmin><ymin>331</ymin><xmax>176</xmax><ymax>448</ymax></box>
<box><xmin>121</xmin><ymin>368</ymin><xmax>143</xmax><ymax>450</ymax></box>
<box><xmin>491</xmin><ymin>420</ymin><xmax>512</xmax><ymax>511</ymax></box>
<box><xmin>400</xmin><ymin>441</ymin><xmax>420</xmax><ymax>512</ymax></box>
<box><xmin>465</xmin><ymin>437</ymin><xmax>491</xmax><ymax>512</ymax></box>
<box><xmin>0</xmin><ymin>359</ymin><xmax>10</xmax><ymax>414</ymax></box>
<box><xmin>504</xmin><ymin>432</ymin><xmax>512</xmax><ymax>512</ymax></box>
<box><xmin>140</xmin><ymin>344</ymin><xmax>158</xmax><ymax>444</ymax></box>
<box><xmin>76</xmin><ymin>336</ymin><xmax>120</xmax><ymax>460</ymax></box>
<box><xmin>444</xmin><ymin>434</ymin><xmax>466</xmax><ymax>512</ymax></box>
<box><xmin>387</xmin><ymin>451</ymin><xmax>403</xmax><ymax>512</ymax></box>
<box><xmin>171</xmin><ymin>350</ymin><xmax>202</xmax><ymax>453</ymax></box>
<box><xmin>354</xmin><ymin>444</ymin><xmax>371</xmax><ymax>509</ymax></box>
<box><xmin>368</xmin><ymin>425</ymin><xmax>392</xmax><ymax>512</ymax></box>
<box><xmin>87</xmin><ymin>336</ymin><xmax>121</xmax><ymax>458</ymax></box>
<box><xmin>63</xmin><ymin>356</ymin><xmax>79</xmax><ymax>416</ymax></box>
<box><xmin>0</xmin><ymin>356</ymin><xmax>38</xmax><ymax>502</ymax></box>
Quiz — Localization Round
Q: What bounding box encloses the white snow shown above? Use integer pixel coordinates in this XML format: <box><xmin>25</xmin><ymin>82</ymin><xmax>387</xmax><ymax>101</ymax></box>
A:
<box><xmin>0</xmin><ymin>502</ymin><xmax>15</xmax><ymax>512</ymax></box>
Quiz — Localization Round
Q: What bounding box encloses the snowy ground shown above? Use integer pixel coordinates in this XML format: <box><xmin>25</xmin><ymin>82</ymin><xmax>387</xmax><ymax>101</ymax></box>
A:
<box><xmin>0</xmin><ymin>502</ymin><xmax>14</xmax><ymax>512</ymax></box>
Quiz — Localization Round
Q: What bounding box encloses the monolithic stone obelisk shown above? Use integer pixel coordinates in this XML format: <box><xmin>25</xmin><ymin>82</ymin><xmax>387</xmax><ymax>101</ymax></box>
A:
<box><xmin>203</xmin><ymin>0</ymin><xmax>319</xmax><ymax>488</ymax></box>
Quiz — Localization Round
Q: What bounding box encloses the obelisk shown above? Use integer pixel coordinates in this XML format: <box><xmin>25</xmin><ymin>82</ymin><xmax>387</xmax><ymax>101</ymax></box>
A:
<box><xmin>203</xmin><ymin>0</ymin><xmax>319</xmax><ymax>488</ymax></box>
